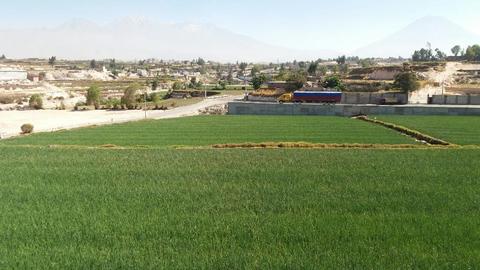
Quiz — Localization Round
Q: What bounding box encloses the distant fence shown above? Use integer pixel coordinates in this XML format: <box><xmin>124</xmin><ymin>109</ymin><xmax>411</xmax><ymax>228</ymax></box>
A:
<box><xmin>342</xmin><ymin>92</ymin><xmax>407</xmax><ymax>104</ymax></box>
<box><xmin>246</xmin><ymin>92</ymin><xmax>408</xmax><ymax>105</ymax></box>
<box><xmin>228</xmin><ymin>102</ymin><xmax>480</xmax><ymax>116</ymax></box>
<box><xmin>430</xmin><ymin>95</ymin><xmax>480</xmax><ymax>105</ymax></box>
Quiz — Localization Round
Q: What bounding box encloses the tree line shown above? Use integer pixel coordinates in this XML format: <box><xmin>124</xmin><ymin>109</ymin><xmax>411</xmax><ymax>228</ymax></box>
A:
<box><xmin>413</xmin><ymin>44</ymin><xmax>480</xmax><ymax>62</ymax></box>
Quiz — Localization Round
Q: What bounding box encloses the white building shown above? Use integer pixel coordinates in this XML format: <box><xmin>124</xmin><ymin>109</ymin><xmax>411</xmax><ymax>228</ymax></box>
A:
<box><xmin>0</xmin><ymin>68</ymin><xmax>28</xmax><ymax>81</ymax></box>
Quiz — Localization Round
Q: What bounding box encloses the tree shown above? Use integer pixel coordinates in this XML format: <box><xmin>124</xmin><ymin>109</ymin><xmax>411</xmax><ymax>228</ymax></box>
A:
<box><xmin>286</xmin><ymin>70</ymin><xmax>307</xmax><ymax>91</ymax></box>
<box><xmin>275</xmin><ymin>64</ymin><xmax>288</xmax><ymax>80</ymax></box>
<box><xmin>197</xmin><ymin>58</ymin><xmax>206</xmax><ymax>66</ymax></box>
<box><xmin>250</xmin><ymin>65</ymin><xmax>260</xmax><ymax>77</ymax></box>
<box><xmin>239</xmin><ymin>62</ymin><xmax>248</xmax><ymax>71</ymax></box>
<box><xmin>465</xmin><ymin>45</ymin><xmax>480</xmax><ymax>61</ymax></box>
<box><xmin>189</xmin><ymin>77</ymin><xmax>203</xmax><ymax>89</ymax></box>
<box><xmin>322</xmin><ymin>76</ymin><xmax>344</xmax><ymax>90</ymax></box>
<box><xmin>0</xmin><ymin>54</ymin><xmax>6</xmax><ymax>60</ymax></box>
<box><xmin>394</xmin><ymin>72</ymin><xmax>420</xmax><ymax>93</ymax></box>
<box><xmin>307</xmin><ymin>62</ymin><xmax>318</xmax><ymax>76</ymax></box>
<box><xmin>189</xmin><ymin>77</ymin><xmax>197</xmax><ymax>88</ymax></box>
<box><xmin>451</xmin><ymin>45</ymin><xmax>461</xmax><ymax>57</ymax></box>
<box><xmin>251</xmin><ymin>74</ymin><xmax>267</xmax><ymax>90</ymax></box>
<box><xmin>412</xmin><ymin>48</ymin><xmax>433</xmax><ymax>62</ymax></box>
<box><xmin>218</xmin><ymin>80</ymin><xmax>227</xmax><ymax>90</ymax></box>
<box><xmin>336</xmin><ymin>55</ymin><xmax>346</xmax><ymax>65</ymax></box>
<box><xmin>121</xmin><ymin>84</ymin><xmax>140</xmax><ymax>109</ymax></box>
<box><xmin>48</xmin><ymin>56</ymin><xmax>56</xmax><ymax>66</ymax></box>
<box><xmin>227</xmin><ymin>69</ymin><xmax>234</xmax><ymax>84</ymax></box>
<box><xmin>29</xmin><ymin>94</ymin><xmax>43</xmax><ymax>110</ymax></box>
<box><xmin>172</xmin><ymin>81</ymin><xmax>184</xmax><ymax>90</ymax></box>
<box><xmin>434</xmin><ymin>48</ymin><xmax>447</xmax><ymax>60</ymax></box>
<box><xmin>151</xmin><ymin>78</ymin><xmax>159</xmax><ymax>90</ymax></box>
<box><xmin>86</xmin><ymin>86</ymin><xmax>101</xmax><ymax>109</ymax></box>
<box><xmin>318</xmin><ymin>65</ymin><xmax>328</xmax><ymax>76</ymax></box>
<box><xmin>358</xmin><ymin>58</ymin><xmax>375</xmax><ymax>68</ymax></box>
<box><xmin>109</xmin><ymin>59</ymin><xmax>116</xmax><ymax>70</ymax></box>
<box><xmin>90</xmin><ymin>59</ymin><xmax>97</xmax><ymax>69</ymax></box>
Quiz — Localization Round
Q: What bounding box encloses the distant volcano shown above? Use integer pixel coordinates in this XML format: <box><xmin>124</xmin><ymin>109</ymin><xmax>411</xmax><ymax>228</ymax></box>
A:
<box><xmin>354</xmin><ymin>16</ymin><xmax>480</xmax><ymax>58</ymax></box>
<box><xmin>0</xmin><ymin>17</ymin><xmax>340</xmax><ymax>62</ymax></box>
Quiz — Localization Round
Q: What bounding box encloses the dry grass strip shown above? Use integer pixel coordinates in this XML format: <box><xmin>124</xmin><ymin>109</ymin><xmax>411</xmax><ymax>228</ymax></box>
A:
<box><xmin>354</xmin><ymin>116</ymin><xmax>452</xmax><ymax>146</ymax></box>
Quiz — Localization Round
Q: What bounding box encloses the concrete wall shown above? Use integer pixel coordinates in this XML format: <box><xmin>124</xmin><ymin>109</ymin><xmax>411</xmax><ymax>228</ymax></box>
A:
<box><xmin>228</xmin><ymin>102</ymin><xmax>480</xmax><ymax>116</ymax></box>
<box><xmin>246</xmin><ymin>96</ymin><xmax>278</xmax><ymax>103</ymax></box>
<box><xmin>341</xmin><ymin>92</ymin><xmax>407</xmax><ymax>105</ymax></box>
<box><xmin>368</xmin><ymin>70</ymin><xmax>401</xmax><ymax>80</ymax></box>
<box><xmin>431</xmin><ymin>95</ymin><xmax>480</xmax><ymax>105</ymax></box>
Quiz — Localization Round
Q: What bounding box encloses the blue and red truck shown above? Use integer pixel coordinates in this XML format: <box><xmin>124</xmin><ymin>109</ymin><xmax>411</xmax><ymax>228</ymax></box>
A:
<box><xmin>278</xmin><ymin>91</ymin><xmax>342</xmax><ymax>103</ymax></box>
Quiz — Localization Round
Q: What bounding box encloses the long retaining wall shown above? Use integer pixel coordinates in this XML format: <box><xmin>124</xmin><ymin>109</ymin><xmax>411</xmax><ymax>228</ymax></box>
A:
<box><xmin>342</xmin><ymin>92</ymin><xmax>407</xmax><ymax>104</ymax></box>
<box><xmin>430</xmin><ymin>95</ymin><xmax>480</xmax><ymax>105</ymax></box>
<box><xmin>228</xmin><ymin>101</ymin><xmax>480</xmax><ymax>116</ymax></box>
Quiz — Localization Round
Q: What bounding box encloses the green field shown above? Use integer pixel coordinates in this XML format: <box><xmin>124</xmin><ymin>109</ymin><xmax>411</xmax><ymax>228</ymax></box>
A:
<box><xmin>1</xmin><ymin>147</ymin><xmax>479</xmax><ymax>269</ymax></box>
<box><xmin>1</xmin><ymin>115</ymin><xmax>479</xmax><ymax>268</ymax></box>
<box><xmin>1</xmin><ymin>116</ymin><xmax>416</xmax><ymax>147</ymax></box>
<box><xmin>378</xmin><ymin>116</ymin><xmax>480</xmax><ymax>145</ymax></box>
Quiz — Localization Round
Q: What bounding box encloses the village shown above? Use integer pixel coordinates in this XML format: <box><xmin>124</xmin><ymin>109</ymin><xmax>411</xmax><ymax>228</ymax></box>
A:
<box><xmin>1</xmin><ymin>53</ymin><xmax>479</xmax><ymax>114</ymax></box>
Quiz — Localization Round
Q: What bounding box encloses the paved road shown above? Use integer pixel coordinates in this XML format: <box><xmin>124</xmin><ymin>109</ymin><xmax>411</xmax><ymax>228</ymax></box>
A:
<box><xmin>0</xmin><ymin>95</ymin><xmax>241</xmax><ymax>139</ymax></box>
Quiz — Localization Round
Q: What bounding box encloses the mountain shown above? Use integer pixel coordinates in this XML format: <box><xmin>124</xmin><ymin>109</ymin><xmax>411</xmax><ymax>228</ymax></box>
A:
<box><xmin>0</xmin><ymin>17</ymin><xmax>340</xmax><ymax>62</ymax></box>
<box><xmin>354</xmin><ymin>16</ymin><xmax>480</xmax><ymax>58</ymax></box>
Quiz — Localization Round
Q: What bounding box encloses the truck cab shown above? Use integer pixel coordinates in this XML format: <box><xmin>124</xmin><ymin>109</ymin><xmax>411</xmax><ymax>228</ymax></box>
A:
<box><xmin>278</xmin><ymin>93</ymin><xmax>293</xmax><ymax>103</ymax></box>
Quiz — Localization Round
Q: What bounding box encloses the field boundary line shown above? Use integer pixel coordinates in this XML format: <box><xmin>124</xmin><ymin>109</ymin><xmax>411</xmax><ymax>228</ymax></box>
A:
<box><xmin>188</xmin><ymin>142</ymin><xmax>460</xmax><ymax>150</ymax></box>
<box><xmin>354</xmin><ymin>116</ymin><xmax>453</xmax><ymax>146</ymax></box>
<box><xmin>0</xmin><ymin>143</ymin><xmax>470</xmax><ymax>151</ymax></box>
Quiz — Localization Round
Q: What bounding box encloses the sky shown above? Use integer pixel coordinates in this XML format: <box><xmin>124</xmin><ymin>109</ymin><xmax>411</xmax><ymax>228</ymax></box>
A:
<box><xmin>1</xmin><ymin>0</ymin><xmax>479</xmax><ymax>52</ymax></box>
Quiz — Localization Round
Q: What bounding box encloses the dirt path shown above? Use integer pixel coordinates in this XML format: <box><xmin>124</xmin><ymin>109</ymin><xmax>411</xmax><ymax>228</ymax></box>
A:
<box><xmin>409</xmin><ymin>62</ymin><xmax>460</xmax><ymax>104</ymax></box>
<box><xmin>0</xmin><ymin>95</ymin><xmax>240</xmax><ymax>139</ymax></box>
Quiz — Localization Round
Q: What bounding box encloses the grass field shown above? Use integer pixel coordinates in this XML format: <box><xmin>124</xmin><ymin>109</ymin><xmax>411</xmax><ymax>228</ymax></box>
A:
<box><xmin>1</xmin><ymin>115</ymin><xmax>479</xmax><ymax>268</ymax></box>
<box><xmin>1</xmin><ymin>116</ymin><xmax>416</xmax><ymax>147</ymax></box>
<box><xmin>0</xmin><ymin>147</ymin><xmax>479</xmax><ymax>269</ymax></box>
<box><xmin>377</xmin><ymin>116</ymin><xmax>480</xmax><ymax>145</ymax></box>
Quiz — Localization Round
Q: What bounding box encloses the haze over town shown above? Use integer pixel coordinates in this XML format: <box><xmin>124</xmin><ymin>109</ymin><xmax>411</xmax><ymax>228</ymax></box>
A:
<box><xmin>1</xmin><ymin>0</ymin><xmax>479</xmax><ymax>61</ymax></box>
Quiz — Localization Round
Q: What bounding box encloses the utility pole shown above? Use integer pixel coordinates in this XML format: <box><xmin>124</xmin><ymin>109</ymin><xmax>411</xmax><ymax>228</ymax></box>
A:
<box><xmin>442</xmin><ymin>75</ymin><xmax>446</xmax><ymax>95</ymax></box>
<box><xmin>204</xmin><ymin>81</ymin><xmax>207</xmax><ymax>99</ymax></box>
<box><xmin>144</xmin><ymin>88</ymin><xmax>147</xmax><ymax>119</ymax></box>
<box><xmin>243</xmin><ymin>73</ymin><xmax>248</xmax><ymax>97</ymax></box>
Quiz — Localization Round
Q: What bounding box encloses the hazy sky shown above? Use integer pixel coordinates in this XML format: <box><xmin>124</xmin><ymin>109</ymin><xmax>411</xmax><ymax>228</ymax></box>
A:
<box><xmin>1</xmin><ymin>0</ymin><xmax>479</xmax><ymax>51</ymax></box>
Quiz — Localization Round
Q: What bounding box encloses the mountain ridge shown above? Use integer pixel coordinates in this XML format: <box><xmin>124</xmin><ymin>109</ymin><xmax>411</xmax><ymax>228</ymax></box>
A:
<box><xmin>0</xmin><ymin>16</ymin><xmax>478</xmax><ymax>61</ymax></box>
<box><xmin>353</xmin><ymin>16</ymin><xmax>480</xmax><ymax>57</ymax></box>
<box><xmin>0</xmin><ymin>18</ymin><xmax>341</xmax><ymax>62</ymax></box>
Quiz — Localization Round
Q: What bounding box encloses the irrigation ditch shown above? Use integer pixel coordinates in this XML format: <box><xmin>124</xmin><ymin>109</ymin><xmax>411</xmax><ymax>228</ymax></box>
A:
<box><xmin>354</xmin><ymin>115</ymin><xmax>452</xmax><ymax>146</ymax></box>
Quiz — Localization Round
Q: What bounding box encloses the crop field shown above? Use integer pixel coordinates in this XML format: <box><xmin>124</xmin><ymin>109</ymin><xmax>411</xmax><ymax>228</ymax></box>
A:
<box><xmin>377</xmin><ymin>116</ymin><xmax>480</xmax><ymax>145</ymax></box>
<box><xmin>1</xmin><ymin>115</ymin><xmax>479</xmax><ymax>268</ymax></box>
<box><xmin>0</xmin><ymin>116</ymin><xmax>416</xmax><ymax>147</ymax></box>
<box><xmin>0</xmin><ymin>147</ymin><xmax>479</xmax><ymax>269</ymax></box>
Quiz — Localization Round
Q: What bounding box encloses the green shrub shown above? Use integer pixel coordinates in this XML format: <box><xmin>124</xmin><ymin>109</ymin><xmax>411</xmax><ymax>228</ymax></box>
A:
<box><xmin>104</xmin><ymin>98</ymin><xmax>122</xmax><ymax>110</ymax></box>
<box><xmin>394</xmin><ymin>72</ymin><xmax>420</xmax><ymax>92</ymax></box>
<box><xmin>29</xmin><ymin>94</ymin><xmax>43</xmax><ymax>110</ymax></box>
<box><xmin>74</xmin><ymin>102</ymin><xmax>85</xmax><ymax>111</ymax></box>
<box><xmin>0</xmin><ymin>95</ymin><xmax>15</xmax><ymax>104</ymax></box>
<box><xmin>150</xmin><ymin>93</ymin><xmax>162</xmax><ymax>103</ymax></box>
<box><xmin>322</xmin><ymin>76</ymin><xmax>345</xmax><ymax>90</ymax></box>
<box><xmin>20</xmin><ymin>124</ymin><xmax>34</xmax><ymax>134</ymax></box>
<box><xmin>121</xmin><ymin>84</ymin><xmax>140</xmax><ymax>109</ymax></box>
<box><xmin>86</xmin><ymin>86</ymin><xmax>101</xmax><ymax>109</ymax></box>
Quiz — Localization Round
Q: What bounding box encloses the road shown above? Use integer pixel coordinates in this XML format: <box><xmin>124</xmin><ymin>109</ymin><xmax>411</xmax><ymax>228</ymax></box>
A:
<box><xmin>0</xmin><ymin>95</ymin><xmax>241</xmax><ymax>139</ymax></box>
